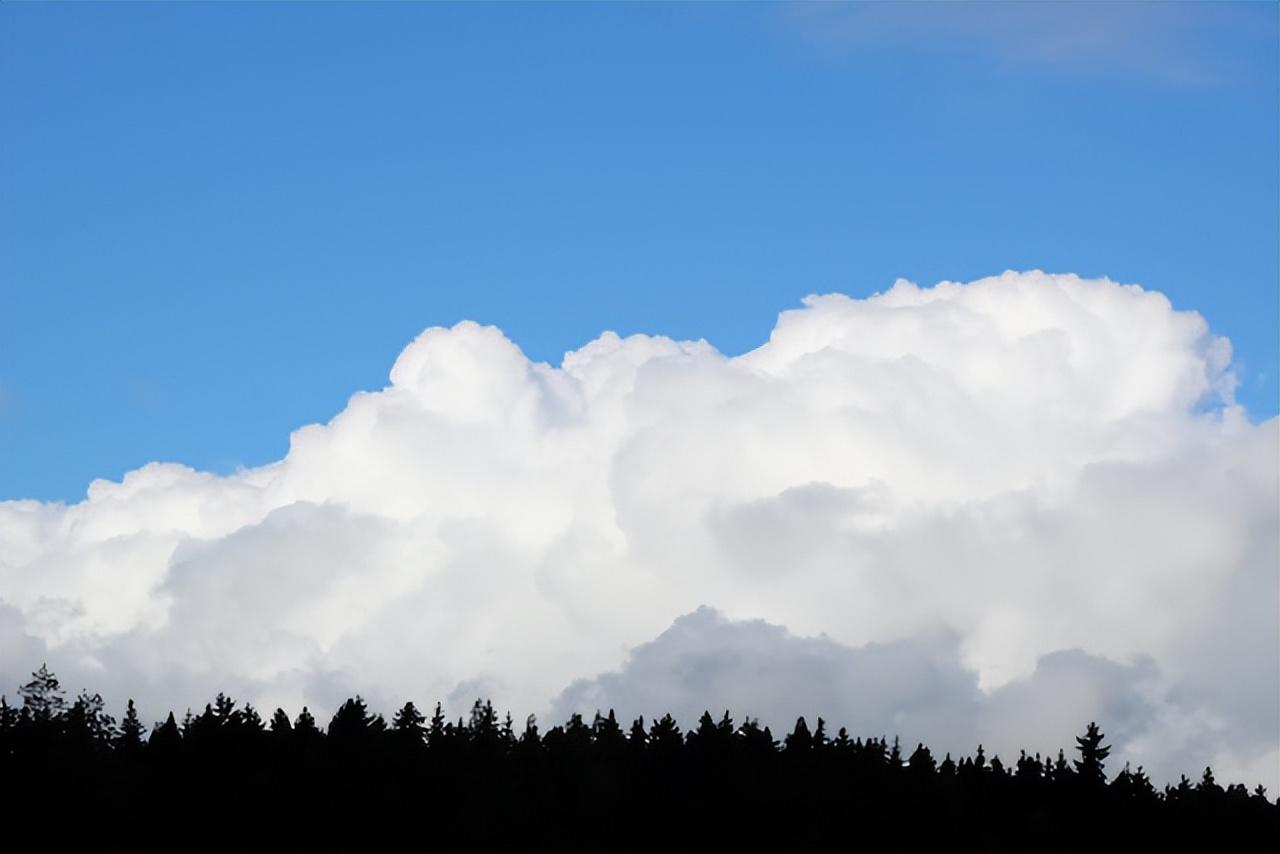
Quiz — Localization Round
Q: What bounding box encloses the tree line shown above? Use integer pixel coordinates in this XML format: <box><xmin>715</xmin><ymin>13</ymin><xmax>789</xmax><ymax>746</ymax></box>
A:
<box><xmin>1</xmin><ymin>664</ymin><xmax>1274</xmax><ymax>851</ymax></box>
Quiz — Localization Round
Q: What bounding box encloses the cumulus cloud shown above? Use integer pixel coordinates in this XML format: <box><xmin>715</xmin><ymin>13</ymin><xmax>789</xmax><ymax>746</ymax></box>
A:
<box><xmin>0</xmin><ymin>271</ymin><xmax>1274</xmax><ymax>788</ymax></box>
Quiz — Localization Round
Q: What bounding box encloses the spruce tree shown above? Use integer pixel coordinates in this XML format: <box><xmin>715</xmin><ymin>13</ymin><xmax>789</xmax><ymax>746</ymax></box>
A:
<box><xmin>1072</xmin><ymin>722</ymin><xmax>1111</xmax><ymax>786</ymax></box>
<box><xmin>18</xmin><ymin>663</ymin><xmax>65</xmax><ymax>723</ymax></box>
<box><xmin>118</xmin><ymin>699</ymin><xmax>146</xmax><ymax>752</ymax></box>
<box><xmin>784</xmin><ymin>717</ymin><xmax>813</xmax><ymax>752</ymax></box>
<box><xmin>269</xmin><ymin>708</ymin><xmax>292</xmax><ymax>735</ymax></box>
<box><xmin>148</xmin><ymin>712</ymin><xmax>182</xmax><ymax>755</ymax></box>
<box><xmin>427</xmin><ymin>702</ymin><xmax>446</xmax><ymax>747</ymax></box>
<box><xmin>392</xmin><ymin>701</ymin><xmax>426</xmax><ymax>742</ymax></box>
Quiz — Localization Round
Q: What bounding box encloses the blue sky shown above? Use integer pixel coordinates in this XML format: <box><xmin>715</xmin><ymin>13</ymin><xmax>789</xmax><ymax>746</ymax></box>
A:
<box><xmin>2</xmin><ymin>1</ymin><xmax>1276</xmax><ymax>502</ymax></box>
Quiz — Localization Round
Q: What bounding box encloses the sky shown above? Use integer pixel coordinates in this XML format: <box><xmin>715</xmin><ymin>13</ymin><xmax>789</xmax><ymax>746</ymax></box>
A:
<box><xmin>1</xmin><ymin>1</ymin><xmax>1276</xmax><ymax>501</ymax></box>
<box><xmin>0</xmin><ymin>2</ymin><xmax>1277</xmax><ymax>790</ymax></box>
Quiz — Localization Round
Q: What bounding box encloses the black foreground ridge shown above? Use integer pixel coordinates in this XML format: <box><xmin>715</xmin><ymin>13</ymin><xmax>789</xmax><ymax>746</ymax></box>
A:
<box><xmin>1</xmin><ymin>665</ymin><xmax>1275</xmax><ymax>852</ymax></box>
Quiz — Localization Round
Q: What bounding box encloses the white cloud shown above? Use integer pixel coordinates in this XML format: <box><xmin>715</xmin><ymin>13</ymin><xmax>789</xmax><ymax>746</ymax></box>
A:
<box><xmin>0</xmin><ymin>271</ymin><xmax>1274</xmax><ymax>788</ymax></box>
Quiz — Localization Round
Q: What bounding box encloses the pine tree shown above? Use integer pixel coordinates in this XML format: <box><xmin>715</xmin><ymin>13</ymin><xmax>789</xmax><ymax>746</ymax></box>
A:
<box><xmin>592</xmin><ymin>709</ymin><xmax>625</xmax><ymax>757</ymax></box>
<box><xmin>148</xmin><ymin>711</ymin><xmax>182</xmax><ymax>755</ymax></box>
<box><xmin>469</xmin><ymin>699</ymin><xmax>499</xmax><ymax>740</ymax></box>
<box><xmin>648</xmin><ymin>714</ymin><xmax>682</xmax><ymax>759</ymax></box>
<box><xmin>1072</xmin><ymin>722</ymin><xmax>1111</xmax><ymax>786</ymax></box>
<box><xmin>65</xmin><ymin>690</ymin><xmax>116</xmax><ymax>746</ymax></box>
<box><xmin>0</xmin><ymin>696</ymin><xmax>15</xmax><ymax>727</ymax></box>
<box><xmin>329</xmin><ymin>696</ymin><xmax>380</xmax><ymax>744</ymax></box>
<box><xmin>468</xmin><ymin>699</ymin><xmax>503</xmax><ymax>759</ymax></box>
<box><xmin>1130</xmin><ymin>765</ymin><xmax>1156</xmax><ymax>800</ymax></box>
<box><xmin>908</xmin><ymin>743</ymin><xmax>936</xmax><ymax>776</ymax></box>
<box><xmin>514</xmin><ymin>714</ymin><xmax>543</xmax><ymax>766</ymax></box>
<box><xmin>295</xmin><ymin>706</ymin><xmax>320</xmax><ymax>733</ymax></box>
<box><xmin>627</xmin><ymin>716</ymin><xmax>648</xmax><ymax>755</ymax></box>
<box><xmin>784</xmin><ymin>716</ymin><xmax>813</xmax><ymax>752</ymax></box>
<box><xmin>689</xmin><ymin>711</ymin><xmax>718</xmax><ymax>744</ymax></box>
<box><xmin>0</xmin><ymin>696</ymin><xmax>16</xmax><ymax>761</ymax></box>
<box><xmin>269</xmin><ymin>708</ymin><xmax>292</xmax><ymax>735</ymax></box>
<box><xmin>736</xmin><ymin>717</ymin><xmax>776</xmax><ymax>757</ymax></box>
<box><xmin>118</xmin><ymin>699</ymin><xmax>146</xmax><ymax>752</ymax></box>
<box><xmin>420</xmin><ymin>702</ymin><xmax>441</xmax><ymax>745</ymax></box>
<box><xmin>1197</xmin><ymin>766</ymin><xmax>1221</xmax><ymax>797</ymax></box>
<box><xmin>235</xmin><ymin>702</ymin><xmax>264</xmax><ymax>736</ymax></box>
<box><xmin>1052</xmin><ymin>749</ymin><xmax>1073</xmax><ymax>784</ymax></box>
<box><xmin>212</xmin><ymin>692</ymin><xmax>236</xmax><ymax>725</ymax></box>
<box><xmin>520</xmin><ymin>714</ymin><xmax>542</xmax><ymax>747</ymax></box>
<box><xmin>392</xmin><ymin>702</ymin><xmax>426</xmax><ymax>740</ymax></box>
<box><xmin>562</xmin><ymin>711</ymin><xmax>591</xmax><ymax>755</ymax></box>
<box><xmin>18</xmin><ymin>663</ymin><xmax>65</xmax><ymax>723</ymax></box>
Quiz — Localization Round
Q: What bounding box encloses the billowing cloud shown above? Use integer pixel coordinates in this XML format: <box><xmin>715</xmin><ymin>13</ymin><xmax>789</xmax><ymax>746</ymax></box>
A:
<box><xmin>0</xmin><ymin>271</ymin><xmax>1274</xmax><ymax>788</ymax></box>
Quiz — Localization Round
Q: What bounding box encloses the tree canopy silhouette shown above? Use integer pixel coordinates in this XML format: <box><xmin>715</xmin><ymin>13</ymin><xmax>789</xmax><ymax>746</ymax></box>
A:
<box><xmin>0</xmin><ymin>664</ymin><xmax>1274</xmax><ymax>851</ymax></box>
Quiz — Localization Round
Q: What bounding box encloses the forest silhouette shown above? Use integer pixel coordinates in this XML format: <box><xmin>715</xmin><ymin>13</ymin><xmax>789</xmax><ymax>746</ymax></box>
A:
<box><xmin>1</xmin><ymin>664</ymin><xmax>1274</xmax><ymax>851</ymax></box>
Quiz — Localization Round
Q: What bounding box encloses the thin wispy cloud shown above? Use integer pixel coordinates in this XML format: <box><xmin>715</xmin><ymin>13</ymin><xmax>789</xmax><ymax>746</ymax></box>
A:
<box><xmin>778</xmin><ymin>1</ymin><xmax>1274</xmax><ymax>85</ymax></box>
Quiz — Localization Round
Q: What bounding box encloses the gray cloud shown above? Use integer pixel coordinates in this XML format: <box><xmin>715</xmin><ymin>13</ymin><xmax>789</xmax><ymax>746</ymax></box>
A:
<box><xmin>553</xmin><ymin>607</ymin><xmax>1250</xmax><ymax>787</ymax></box>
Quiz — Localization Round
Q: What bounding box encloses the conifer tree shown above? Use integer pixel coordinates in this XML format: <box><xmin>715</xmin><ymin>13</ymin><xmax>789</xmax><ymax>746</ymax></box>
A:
<box><xmin>294</xmin><ymin>706</ymin><xmax>321</xmax><ymax>737</ymax></box>
<box><xmin>784</xmin><ymin>717</ymin><xmax>813</xmax><ymax>752</ymax></box>
<box><xmin>392</xmin><ymin>702</ymin><xmax>426</xmax><ymax>740</ymax></box>
<box><xmin>0</xmin><ymin>696</ymin><xmax>15</xmax><ymax>763</ymax></box>
<box><xmin>118</xmin><ymin>699</ymin><xmax>146</xmax><ymax>752</ymax></box>
<box><xmin>1072</xmin><ymin>722</ymin><xmax>1111</xmax><ymax>786</ymax></box>
<box><xmin>0</xmin><ymin>696</ymin><xmax>15</xmax><ymax>726</ymax></box>
<box><xmin>627</xmin><ymin>716</ymin><xmax>648</xmax><ymax>755</ymax></box>
<box><xmin>212</xmin><ymin>693</ymin><xmax>236</xmax><ymax>725</ymax></box>
<box><xmin>269</xmin><ymin>708</ymin><xmax>292</xmax><ymax>735</ymax></box>
<box><xmin>18</xmin><ymin>663</ymin><xmax>65</xmax><ymax>723</ymax></box>
<box><xmin>736</xmin><ymin>717</ymin><xmax>775</xmax><ymax>756</ymax></box>
<box><xmin>1052</xmin><ymin>749</ymin><xmax>1072</xmax><ymax>784</ymax></box>
<box><xmin>329</xmin><ymin>696</ymin><xmax>381</xmax><ymax>744</ymax></box>
<box><xmin>648</xmin><ymin>714</ymin><xmax>682</xmax><ymax>759</ymax></box>
<box><xmin>469</xmin><ymin>699</ymin><xmax>499</xmax><ymax>744</ymax></box>
<box><xmin>1197</xmin><ymin>766</ymin><xmax>1221</xmax><ymax>796</ymax></box>
<box><xmin>519</xmin><ymin>714</ymin><xmax>542</xmax><ymax>749</ymax></box>
<box><xmin>592</xmin><ymin>709</ymin><xmax>625</xmax><ymax>756</ymax></box>
<box><xmin>427</xmin><ymin>702</ymin><xmax>446</xmax><ymax>747</ymax></box>
<box><xmin>236</xmin><ymin>702</ymin><xmax>264</xmax><ymax>736</ymax></box>
<box><xmin>908</xmin><ymin>743</ymin><xmax>936</xmax><ymax>776</ymax></box>
<box><xmin>562</xmin><ymin>711</ymin><xmax>591</xmax><ymax>755</ymax></box>
<box><xmin>66</xmin><ymin>690</ymin><xmax>116</xmax><ymax>746</ymax></box>
<box><xmin>148</xmin><ymin>712</ymin><xmax>181</xmax><ymax>754</ymax></box>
